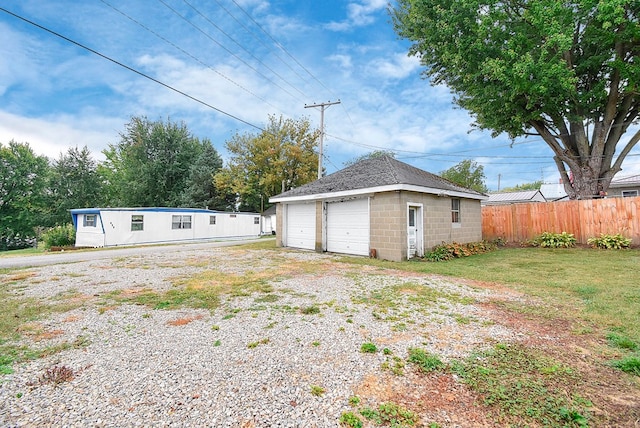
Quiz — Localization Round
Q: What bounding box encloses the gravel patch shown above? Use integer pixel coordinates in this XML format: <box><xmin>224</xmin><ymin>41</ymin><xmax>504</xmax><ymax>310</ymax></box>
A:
<box><xmin>0</xmin><ymin>248</ymin><xmax>522</xmax><ymax>427</ymax></box>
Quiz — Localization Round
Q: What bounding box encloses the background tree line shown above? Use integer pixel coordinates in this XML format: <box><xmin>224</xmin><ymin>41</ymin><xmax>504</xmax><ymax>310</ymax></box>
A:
<box><xmin>1</xmin><ymin>115</ymin><xmax>319</xmax><ymax>250</ymax></box>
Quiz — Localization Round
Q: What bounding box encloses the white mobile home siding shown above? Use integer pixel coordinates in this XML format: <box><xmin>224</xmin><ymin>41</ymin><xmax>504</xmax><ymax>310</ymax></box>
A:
<box><xmin>71</xmin><ymin>208</ymin><xmax>260</xmax><ymax>247</ymax></box>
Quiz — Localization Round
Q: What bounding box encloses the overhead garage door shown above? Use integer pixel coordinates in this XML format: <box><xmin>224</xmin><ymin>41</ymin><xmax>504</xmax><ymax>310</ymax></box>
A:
<box><xmin>285</xmin><ymin>203</ymin><xmax>316</xmax><ymax>250</ymax></box>
<box><xmin>326</xmin><ymin>198</ymin><xmax>370</xmax><ymax>256</ymax></box>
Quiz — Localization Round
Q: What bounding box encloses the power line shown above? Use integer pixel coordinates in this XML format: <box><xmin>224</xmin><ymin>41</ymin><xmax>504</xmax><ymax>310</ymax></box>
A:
<box><xmin>210</xmin><ymin>0</ymin><xmax>312</xmax><ymax>87</ymax></box>
<box><xmin>156</xmin><ymin>0</ymin><xmax>301</xmax><ymax>101</ymax></box>
<box><xmin>228</xmin><ymin>0</ymin><xmax>337</xmax><ymax>99</ymax></box>
<box><xmin>0</xmin><ymin>6</ymin><xmax>265</xmax><ymax>132</ymax></box>
<box><xmin>180</xmin><ymin>0</ymin><xmax>308</xmax><ymax>100</ymax></box>
<box><xmin>99</xmin><ymin>0</ymin><xmax>282</xmax><ymax>113</ymax></box>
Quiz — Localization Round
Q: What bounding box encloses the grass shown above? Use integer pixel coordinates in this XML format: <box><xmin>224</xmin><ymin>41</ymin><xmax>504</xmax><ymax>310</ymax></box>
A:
<box><xmin>339</xmin><ymin>248</ymin><xmax>640</xmax><ymax>345</ymax></box>
<box><xmin>451</xmin><ymin>343</ymin><xmax>592</xmax><ymax>427</ymax></box>
<box><xmin>407</xmin><ymin>347</ymin><xmax>444</xmax><ymax>373</ymax></box>
<box><xmin>0</xmin><ymin>271</ymin><xmax>88</xmax><ymax>375</ymax></box>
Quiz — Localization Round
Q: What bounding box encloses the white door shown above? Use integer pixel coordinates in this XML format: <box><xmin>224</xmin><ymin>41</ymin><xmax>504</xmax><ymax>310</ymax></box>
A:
<box><xmin>285</xmin><ymin>203</ymin><xmax>316</xmax><ymax>250</ymax></box>
<box><xmin>326</xmin><ymin>198</ymin><xmax>369</xmax><ymax>256</ymax></box>
<box><xmin>407</xmin><ymin>205</ymin><xmax>423</xmax><ymax>258</ymax></box>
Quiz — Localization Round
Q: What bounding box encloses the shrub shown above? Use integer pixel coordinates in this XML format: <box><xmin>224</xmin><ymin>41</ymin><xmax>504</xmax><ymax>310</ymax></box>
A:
<box><xmin>532</xmin><ymin>232</ymin><xmax>576</xmax><ymax>248</ymax></box>
<box><xmin>587</xmin><ymin>233</ymin><xmax>632</xmax><ymax>249</ymax></box>
<box><xmin>424</xmin><ymin>240</ymin><xmax>497</xmax><ymax>261</ymax></box>
<box><xmin>0</xmin><ymin>232</ymin><xmax>37</xmax><ymax>251</ymax></box>
<box><xmin>42</xmin><ymin>224</ymin><xmax>76</xmax><ymax>249</ymax></box>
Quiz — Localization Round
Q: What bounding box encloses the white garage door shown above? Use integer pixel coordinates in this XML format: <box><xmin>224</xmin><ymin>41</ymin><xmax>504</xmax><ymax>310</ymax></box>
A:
<box><xmin>326</xmin><ymin>198</ymin><xmax>370</xmax><ymax>256</ymax></box>
<box><xmin>285</xmin><ymin>203</ymin><xmax>316</xmax><ymax>250</ymax></box>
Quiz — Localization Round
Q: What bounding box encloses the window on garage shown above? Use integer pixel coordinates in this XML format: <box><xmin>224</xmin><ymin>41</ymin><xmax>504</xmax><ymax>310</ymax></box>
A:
<box><xmin>451</xmin><ymin>199</ymin><xmax>461</xmax><ymax>223</ymax></box>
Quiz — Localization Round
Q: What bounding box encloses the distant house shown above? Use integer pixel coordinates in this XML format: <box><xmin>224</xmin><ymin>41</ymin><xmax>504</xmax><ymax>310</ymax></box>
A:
<box><xmin>261</xmin><ymin>205</ymin><xmax>277</xmax><ymax>235</ymax></box>
<box><xmin>539</xmin><ymin>182</ymin><xmax>570</xmax><ymax>201</ymax></box>
<box><xmin>269</xmin><ymin>156</ymin><xmax>486</xmax><ymax>262</ymax></box>
<box><xmin>540</xmin><ymin>174</ymin><xmax>640</xmax><ymax>200</ymax></box>
<box><xmin>482</xmin><ymin>190</ymin><xmax>546</xmax><ymax>206</ymax></box>
<box><xmin>70</xmin><ymin>207</ymin><xmax>260</xmax><ymax>247</ymax></box>
<box><xmin>608</xmin><ymin>174</ymin><xmax>640</xmax><ymax>198</ymax></box>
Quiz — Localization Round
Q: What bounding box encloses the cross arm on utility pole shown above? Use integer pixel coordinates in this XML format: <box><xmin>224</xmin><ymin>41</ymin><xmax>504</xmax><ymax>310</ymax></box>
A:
<box><xmin>305</xmin><ymin>100</ymin><xmax>341</xmax><ymax>179</ymax></box>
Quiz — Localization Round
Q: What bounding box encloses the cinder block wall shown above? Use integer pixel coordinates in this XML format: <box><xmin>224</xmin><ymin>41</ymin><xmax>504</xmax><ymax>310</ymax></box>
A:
<box><xmin>369</xmin><ymin>192</ymin><xmax>404</xmax><ymax>261</ymax></box>
<box><xmin>370</xmin><ymin>191</ymin><xmax>483</xmax><ymax>261</ymax></box>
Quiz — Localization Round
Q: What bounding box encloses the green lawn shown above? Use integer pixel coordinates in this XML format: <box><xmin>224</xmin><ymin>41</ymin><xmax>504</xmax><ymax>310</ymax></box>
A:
<box><xmin>337</xmin><ymin>247</ymin><xmax>640</xmax><ymax>345</ymax></box>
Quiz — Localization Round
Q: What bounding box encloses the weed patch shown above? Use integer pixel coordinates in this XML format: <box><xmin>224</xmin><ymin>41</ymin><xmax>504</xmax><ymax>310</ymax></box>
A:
<box><xmin>38</xmin><ymin>364</ymin><xmax>75</xmax><ymax>387</ymax></box>
<box><xmin>610</xmin><ymin>354</ymin><xmax>640</xmax><ymax>375</ymax></box>
<box><xmin>359</xmin><ymin>402</ymin><xmax>418</xmax><ymax>427</ymax></box>
<box><xmin>360</xmin><ymin>342</ymin><xmax>378</xmax><ymax>353</ymax></box>
<box><xmin>407</xmin><ymin>347</ymin><xmax>444</xmax><ymax>373</ymax></box>
<box><xmin>451</xmin><ymin>343</ymin><xmax>592</xmax><ymax>427</ymax></box>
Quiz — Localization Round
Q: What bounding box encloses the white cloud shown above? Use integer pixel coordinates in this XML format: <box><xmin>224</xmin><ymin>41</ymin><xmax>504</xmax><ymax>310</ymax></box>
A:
<box><xmin>325</xmin><ymin>0</ymin><xmax>388</xmax><ymax>31</ymax></box>
<box><xmin>367</xmin><ymin>53</ymin><xmax>421</xmax><ymax>79</ymax></box>
<box><xmin>0</xmin><ymin>111</ymin><xmax>122</xmax><ymax>160</ymax></box>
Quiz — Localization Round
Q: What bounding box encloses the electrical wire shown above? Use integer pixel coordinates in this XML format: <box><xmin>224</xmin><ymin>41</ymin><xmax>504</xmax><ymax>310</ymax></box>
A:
<box><xmin>0</xmin><ymin>6</ymin><xmax>266</xmax><ymax>132</ymax></box>
<box><xmin>98</xmin><ymin>0</ymin><xmax>282</xmax><ymax>113</ymax></box>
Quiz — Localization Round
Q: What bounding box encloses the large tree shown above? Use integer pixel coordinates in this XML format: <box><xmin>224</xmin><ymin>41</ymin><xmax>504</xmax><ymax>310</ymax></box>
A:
<box><xmin>214</xmin><ymin>115</ymin><xmax>320</xmax><ymax>212</ymax></box>
<box><xmin>180</xmin><ymin>141</ymin><xmax>231</xmax><ymax>210</ymax></box>
<box><xmin>45</xmin><ymin>146</ymin><xmax>103</xmax><ymax>226</ymax></box>
<box><xmin>101</xmin><ymin>117</ymin><xmax>209</xmax><ymax>207</ymax></box>
<box><xmin>440</xmin><ymin>159</ymin><xmax>489</xmax><ymax>193</ymax></box>
<box><xmin>0</xmin><ymin>141</ymin><xmax>49</xmax><ymax>249</ymax></box>
<box><xmin>391</xmin><ymin>1</ymin><xmax>640</xmax><ymax>199</ymax></box>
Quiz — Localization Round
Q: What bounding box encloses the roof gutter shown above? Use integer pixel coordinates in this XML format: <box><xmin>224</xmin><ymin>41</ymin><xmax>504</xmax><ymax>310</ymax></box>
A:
<box><xmin>269</xmin><ymin>184</ymin><xmax>487</xmax><ymax>203</ymax></box>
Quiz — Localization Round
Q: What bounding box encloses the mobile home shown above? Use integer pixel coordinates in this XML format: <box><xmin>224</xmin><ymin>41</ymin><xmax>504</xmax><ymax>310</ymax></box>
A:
<box><xmin>70</xmin><ymin>207</ymin><xmax>261</xmax><ymax>247</ymax></box>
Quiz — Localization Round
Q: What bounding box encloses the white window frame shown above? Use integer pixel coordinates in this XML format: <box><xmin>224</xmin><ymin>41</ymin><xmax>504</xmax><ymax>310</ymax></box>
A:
<box><xmin>254</xmin><ymin>217</ymin><xmax>260</xmax><ymax>224</ymax></box>
<box><xmin>84</xmin><ymin>214</ymin><xmax>96</xmax><ymax>227</ymax></box>
<box><xmin>172</xmin><ymin>215</ymin><xmax>192</xmax><ymax>229</ymax></box>
<box><xmin>622</xmin><ymin>190</ymin><xmax>638</xmax><ymax>198</ymax></box>
<box><xmin>131</xmin><ymin>215</ymin><xmax>144</xmax><ymax>231</ymax></box>
<box><xmin>210</xmin><ymin>215</ymin><xmax>216</xmax><ymax>225</ymax></box>
<box><xmin>451</xmin><ymin>198</ymin><xmax>461</xmax><ymax>224</ymax></box>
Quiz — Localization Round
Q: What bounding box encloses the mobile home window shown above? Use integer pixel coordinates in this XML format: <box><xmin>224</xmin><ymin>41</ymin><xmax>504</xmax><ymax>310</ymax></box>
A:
<box><xmin>210</xmin><ymin>215</ymin><xmax>216</xmax><ymax>225</ymax></box>
<box><xmin>172</xmin><ymin>215</ymin><xmax>192</xmax><ymax>229</ymax></box>
<box><xmin>83</xmin><ymin>214</ymin><xmax>96</xmax><ymax>227</ymax></box>
<box><xmin>254</xmin><ymin>217</ymin><xmax>260</xmax><ymax>224</ymax></box>
<box><xmin>451</xmin><ymin>199</ymin><xmax>461</xmax><ymax>223</ymax></box>
<box><xmin>622</xmin><ymin>190</ymin><xmax>638</xmax><ymax>197</ymax></box>
<box><xmin>131</xmin><ymin>215</ymin><xmax>144</xmax><ymax>231</ymax></box>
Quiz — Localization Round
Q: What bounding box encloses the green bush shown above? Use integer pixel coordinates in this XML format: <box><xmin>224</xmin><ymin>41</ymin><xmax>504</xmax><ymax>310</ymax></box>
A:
<box><xmin>42</xmin><ymin>224</ymin><xmax>76</xmax><ymax>249</ymax></box>
<box><xmin>532</xmin><ymin>232</ymin><xmax>576</xmax><ymax>248</ymax></box>
<box><xmin>424</xmin><ymin>240</ymin><xmax>497</xmax><ymax>261</ymax></box>
<box><xmin>587</xmin><ymin>233</ymin><xmax>632</xmax><ymax>249</ymax></box>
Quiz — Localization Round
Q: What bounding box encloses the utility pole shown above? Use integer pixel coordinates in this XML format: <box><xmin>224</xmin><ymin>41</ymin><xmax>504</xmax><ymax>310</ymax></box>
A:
<box><xmin>305</xmin><ymin>100</ymin><xmax>340</xmax><ymax>179</ymax></box>
<box><xmin>497</xmin><ymin>174</ymin><xmax>501</xmax><ymax>191</ymax></box>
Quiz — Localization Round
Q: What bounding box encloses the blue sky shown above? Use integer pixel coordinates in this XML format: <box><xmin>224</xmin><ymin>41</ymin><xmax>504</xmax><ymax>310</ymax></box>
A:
<box><xmin>1</xmin><ymin>0</ymin><xmax>639</xmax><ymax>190</ymax></box>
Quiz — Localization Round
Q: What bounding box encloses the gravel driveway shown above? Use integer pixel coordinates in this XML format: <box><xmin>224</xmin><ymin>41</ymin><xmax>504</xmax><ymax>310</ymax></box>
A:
<box><xmin>0</xmin><ymin>245</ymin><xmax>519</xmax><ymax>427</ymax></box>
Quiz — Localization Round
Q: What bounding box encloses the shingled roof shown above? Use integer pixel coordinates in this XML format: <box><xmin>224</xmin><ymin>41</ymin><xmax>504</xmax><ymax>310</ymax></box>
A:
<box><xmin>270</xmin><ymin>156</ymin><xmax>485</xmax><ymax>202</ymax></box>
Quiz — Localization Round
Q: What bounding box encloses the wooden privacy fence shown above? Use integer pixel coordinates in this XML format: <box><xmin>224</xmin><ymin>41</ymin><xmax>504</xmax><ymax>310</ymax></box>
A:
<box><xmin>482</xmin><ymin>196</ymin><xmax>640</xmax><ymax>245</ymax></box>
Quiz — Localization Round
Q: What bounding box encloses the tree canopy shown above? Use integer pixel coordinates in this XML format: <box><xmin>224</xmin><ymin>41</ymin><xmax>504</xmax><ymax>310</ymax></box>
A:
<box><xmin>101</xmin><ymin>116</ymin><xmax>222</xmax><ymax>208</ymax></box>
<box><xmin>501</xmin><ymin>180</ymin><xmax>543</xmax><ymax>192</ymax></box>
<box><xmin>0</xmin><ymin>141</ymin><xmax>49</xmax><ymax>249</ymax></box>
<box><xmin>391</xmin><ymin>1</ymin><xmax>640</xmax><ymax>199</ymax></box>
<box><xmin>45</xmin><ymin>146</ymin><xmax>103</xmax><ymax>226</ymax></box>
<box><xmin>343</xmin><ymin>150</ymin><xmax>396</xmax><ymax>167</ymax></box>
<box><xmin>214</xmin><ymin>115</ymin><xmax>320</xmax><ymax>212</ymax></box>
<box><xmin>440</xmin><ymin>159</ymin><xmax>489</xmax><ymax>193</ymax></box>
